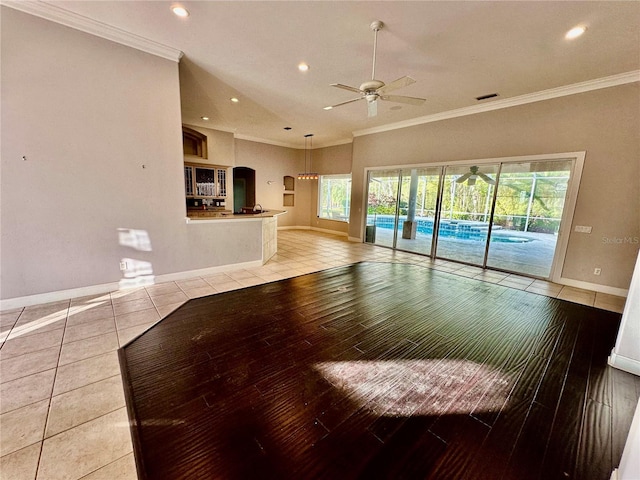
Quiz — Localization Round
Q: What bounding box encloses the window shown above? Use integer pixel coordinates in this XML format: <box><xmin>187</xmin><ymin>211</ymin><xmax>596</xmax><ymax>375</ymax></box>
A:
<box><xmin>318</xmin><ymin>174</ymin><xmax>351</xmax><ymax>221</ymax></box>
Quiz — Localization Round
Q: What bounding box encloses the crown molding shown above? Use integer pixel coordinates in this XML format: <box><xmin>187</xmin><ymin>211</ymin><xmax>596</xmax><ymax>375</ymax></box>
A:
<box><xmin>234</xmin><ymin>133</ymin><xmax>353</xmax><ymax>150</ymax></box>
<box><xmin>1</xmin><ymin>0</ymin><xmax>184</xmax><ymax>62</ymax></box>
<box><xmin>353</xmin><ymin>70</ymin><xmax>640</xmax><ymax>138</ymax></box>
<box><xmin>234</xmin><ymin>134</ymin><xmax>299</xmax><ymax>150</ymax></box>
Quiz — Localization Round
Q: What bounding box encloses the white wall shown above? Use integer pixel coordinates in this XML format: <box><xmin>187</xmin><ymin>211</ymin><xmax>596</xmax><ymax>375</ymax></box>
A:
<box><xmin>609</xmin><ymin>250</ymin><xmax>640</xmax><ymax>375</ymax></box>
<box><xmin>0</xmin><ymin>8</ymin><xmax>262</xmax><ymax>302</ymax></box>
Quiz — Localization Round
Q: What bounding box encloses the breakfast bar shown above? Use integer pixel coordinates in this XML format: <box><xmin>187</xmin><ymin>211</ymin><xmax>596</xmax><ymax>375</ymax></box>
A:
<box><xmin>186</xmin><ymin>209</ymin><xmax>287</xmax><ymax>264</ymax></box>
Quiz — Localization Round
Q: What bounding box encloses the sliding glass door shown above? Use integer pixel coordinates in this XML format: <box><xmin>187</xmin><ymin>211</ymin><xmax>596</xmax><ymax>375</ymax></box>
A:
<box><xmin>364</xmin><ymin>156</ymin><xmax>576</xmax><ymax>279</ymax></box>
<box><xmin>365</xmin><ymin>170</ymin><xmax>401</xmax><ymax>248</ymax></box>
<box><xmin>435</xmin><ymin>164</ymin><xmax>499</xmax><ymax>266</ymax></box>
<box><xmin>485</xmin><ymin>160</ymin><xmax>572</xmax><ymax>277</ymax></box>
<box><xmin>395</xmin><ymin>167</ymin><xmax>442</xmax><ymax>255</ymax></box>
<box><xmin>365</xmin><ymin>168</ymin><xmax>441</xmax><ymax>253</ymax></box>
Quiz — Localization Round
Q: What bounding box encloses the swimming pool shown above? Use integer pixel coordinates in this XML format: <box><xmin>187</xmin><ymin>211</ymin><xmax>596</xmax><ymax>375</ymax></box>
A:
<box><xmin>366</xmin><ymin>215</ymin><xmax>533</xmax><ymax>243</ymax></box>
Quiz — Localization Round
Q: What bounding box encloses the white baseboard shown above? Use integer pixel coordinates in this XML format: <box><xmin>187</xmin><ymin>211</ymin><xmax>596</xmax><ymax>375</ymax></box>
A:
<box><xmin>558</xmin><ymin>276</ymin><xmax>629</xmax><ymax>297</ymax></box>
<box><xmin>153</xmin><ymin>260</ymin><xmax>263</xmax><ymax>284</ymax></box>
<box><xmin>310</xmin><ymin>227</ymin><xmax>348</xmax><ymax>237</ymax></box>
<box><xmin>278</xmin><ymin>225</ymin><xmax>349</xmax><ymax>238</ymax></box>
<box><xmin>0</xmin><ymin>282</ymin><xmax>121</xmax><ymax>311</ymax></box>
<box><xmin>0</xmin><ymin>260</ymin><xmax>264</xmax><ymax>311</ymax></box>
<box><xmin>608</xmin><ymin>351</ymin><xmax>640</xmax><ymax>376</ymax></box>
<box><xmin>278</xmin><ymin>225</ymin><xmax>310</xmax><ymax>231</ymax></box>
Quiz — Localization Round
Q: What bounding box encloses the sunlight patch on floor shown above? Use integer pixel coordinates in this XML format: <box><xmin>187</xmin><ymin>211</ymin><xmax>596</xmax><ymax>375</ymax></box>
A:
<box><xmin>314</xmin><ymin>359</ymin><xmax>510</xmax><ymax>416</ymax></box>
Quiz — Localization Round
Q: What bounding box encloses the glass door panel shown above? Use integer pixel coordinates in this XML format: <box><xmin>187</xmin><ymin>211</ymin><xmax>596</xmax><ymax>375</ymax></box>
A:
<box><xmin>395</xmin><ymin>167</ymin><xmax>442</xmax><ymax>255</ymax></box>
<box><xmin>435</xmin><ymin>164</ymin><xmax>499</xmax><ymax>265</ymax></box>
<box><xmin>365</xmin><ymin>170</ymin><xmax>401</xmax><ymax>248</ymax></box>
<box><xmin>486</xmin><ymin>159</ymin><xmax>572</xmax><ymax>277</ymax></box>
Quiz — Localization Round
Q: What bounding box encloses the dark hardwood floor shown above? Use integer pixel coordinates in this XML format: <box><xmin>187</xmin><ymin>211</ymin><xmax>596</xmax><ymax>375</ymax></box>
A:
<box><xmin>119</xmin><ymin>262</ymin><xmax>640</xmax><ymax>480</ymax></box>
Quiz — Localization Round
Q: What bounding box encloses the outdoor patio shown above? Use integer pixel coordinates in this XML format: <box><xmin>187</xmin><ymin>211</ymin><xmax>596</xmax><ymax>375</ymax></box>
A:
<box><xmin>368</xmin><ymin>224</ymin><xmax>558</xmax><ymax>278</ymax></box>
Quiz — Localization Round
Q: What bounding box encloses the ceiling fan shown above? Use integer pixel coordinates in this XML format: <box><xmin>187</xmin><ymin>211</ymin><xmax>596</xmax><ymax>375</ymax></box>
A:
<box><xmin>325</xmin><ymin>20</ymin><xmax>426</xmax><ymax>117</ymax></box>
<box><xmin>456</xmin><ymin>166</ymin><xmax>496</xmax><ymax>186</ymax></box>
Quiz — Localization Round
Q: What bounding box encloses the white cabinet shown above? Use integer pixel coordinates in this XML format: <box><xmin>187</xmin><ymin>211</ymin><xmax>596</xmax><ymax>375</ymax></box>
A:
<box><xmin>184</xmin><ymin>163</ymin><xmax>228</xmax><ymax>199</ymax></box>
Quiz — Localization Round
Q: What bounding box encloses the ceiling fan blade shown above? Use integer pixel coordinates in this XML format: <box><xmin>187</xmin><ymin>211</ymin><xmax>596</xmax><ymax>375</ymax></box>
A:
<box><xmin>478</xmin><ymin>172</ymin><xmax>496</xmax><ymax>185</ymax></box>
<box><xmin>377</xmin><ymin>76</ymin><xmax>416</xmax><ymax>94</ymax></box>
<box><xmin>380</xmin><ymin>94</ymin><xmax>426</xmax><ymax>106</ymax></box>
<box><xmin>368</xmin><ymin>99</ymin><xmax>378</xmax><ymax>117</ymax></box>
<box><xmin>456</xmin><ymin>173</ymin><xmax>472</xmax><ymax>183</ymax></box>
<box><xmin>327</xmin><ymin>97</ymin><xmax>365</xmax><ymax>109</ymax></box>
<box><xmin>331</xmin><ymin>83</ymin><xmax>363</xmax><ymax>94</ymax></box>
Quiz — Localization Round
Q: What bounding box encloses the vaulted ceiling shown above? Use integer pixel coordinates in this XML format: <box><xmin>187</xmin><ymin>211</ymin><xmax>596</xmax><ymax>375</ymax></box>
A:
<box><xmin>11</xmin><ymin>1</ymin><xmax>640</xmax><ymax>148</ymax></box>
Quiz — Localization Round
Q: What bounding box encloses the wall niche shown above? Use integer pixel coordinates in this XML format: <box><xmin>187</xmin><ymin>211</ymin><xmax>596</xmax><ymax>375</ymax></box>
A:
<box><xmin>283</xmin><ymin>175</ymin><xmax>295</xmax><ymax>206</ymax></box>
<box><xmin>183</xmin><ymin>126</ymin><xmax>207</xmax><ymax>159</ymax></box>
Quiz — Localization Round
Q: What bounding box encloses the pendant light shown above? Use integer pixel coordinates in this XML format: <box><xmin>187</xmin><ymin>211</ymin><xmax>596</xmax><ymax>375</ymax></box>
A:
<box><xmin>298</xmin><ymin>134</ymin><xmax>318</xmax><ymax>180</ymax></box>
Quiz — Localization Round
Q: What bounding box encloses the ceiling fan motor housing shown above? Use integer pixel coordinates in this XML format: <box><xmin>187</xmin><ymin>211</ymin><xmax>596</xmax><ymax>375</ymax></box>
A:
<box><xmin>360</xmin><ymin>80</ymin><xmax>385</xmax><ymax>92</ymax></box>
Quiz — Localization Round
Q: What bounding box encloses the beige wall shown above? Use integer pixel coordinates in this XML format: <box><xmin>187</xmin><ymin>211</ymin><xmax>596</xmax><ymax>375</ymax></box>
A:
<box><xmin>309</xmin><ymin>143</ymin><xmax>353</xmax><ymax>234</ymax></box>
<box><xmin>2</xmin><ymin>7</ymin><xmax>637</xmax><ymax>301</ymax></box>
<box><xmin>0</xmin><ymin>8</ymin><xmax>262</xmax><ymax>301</ymax></box>
<box><xmin>182</xmin><ymin>125</ymin><xmax>235</xmax><ymax>167</ymax></box>
<box><xmin>234</xmin><ymin>139</ymin><xmax>309</xmax><ymax>227</ymax></box>
<box><xmin>348</xmin><ymin>83</ymin><xmax>640</xmax><ymax>290</ymax></box>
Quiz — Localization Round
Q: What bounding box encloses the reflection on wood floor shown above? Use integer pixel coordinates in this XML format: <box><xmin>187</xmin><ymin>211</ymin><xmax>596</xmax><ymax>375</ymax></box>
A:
<box><xmin>120</xmin><ymin>262</ymin><xmax>639</xmax><ymax>480</ymax></box>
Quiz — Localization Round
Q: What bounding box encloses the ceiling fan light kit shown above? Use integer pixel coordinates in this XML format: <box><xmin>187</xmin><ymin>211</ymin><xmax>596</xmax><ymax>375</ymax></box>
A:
<box><xmin>325</xmin><ymin>20</ymin><xmax>426</xmax><ymax>117</ymax></box>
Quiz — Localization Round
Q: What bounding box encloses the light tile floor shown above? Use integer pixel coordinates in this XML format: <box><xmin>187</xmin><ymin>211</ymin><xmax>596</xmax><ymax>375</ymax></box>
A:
<box><xmin>0</xmin><ymin>230</ymin><xmax>628</xmax><ymax>479</ymax></box>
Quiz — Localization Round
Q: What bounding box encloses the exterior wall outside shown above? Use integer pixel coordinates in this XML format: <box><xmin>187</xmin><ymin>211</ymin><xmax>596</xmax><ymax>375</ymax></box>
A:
<box><xmin>348</xmin><ymin>84</ymin><xmax>640</xmax><ymax>290</ymax></box>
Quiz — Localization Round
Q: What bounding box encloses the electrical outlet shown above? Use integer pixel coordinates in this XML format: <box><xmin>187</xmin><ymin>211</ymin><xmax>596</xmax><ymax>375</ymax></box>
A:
<box><xmin>574</xmin><ymin>225</ymin><xmax>592</xmax><ymax>233</ymax></box>
<box><xmin>120</xmin><ymin>261</ymin><xmax>127</xmax><ymax>271</ymax></box>
<box><xmin>594</xmin><ymin>267</ymin><xmax>601</xmax><ymax>276</ymax></box>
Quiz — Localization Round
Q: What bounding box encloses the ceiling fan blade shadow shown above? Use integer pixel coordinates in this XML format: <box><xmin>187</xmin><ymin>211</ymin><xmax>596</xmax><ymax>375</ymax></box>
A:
<box><xmin>478</xmin><ymin>172</ymin><xmax>496</xmax><ymax>185</ymax></box>
<box><xmin>327</xmin><ymin>97</ymin><xmax>365</xmax><ymax>109</ymax></box>
<box><xmin>380</xmin><ymin>94</ymin><xmax>426</xmax><ymax>106</ymax></box>
<box><xmin>368</xmin><ymin>99</ymin><xmax>378</xmax><ymax>117</ymax></box>
<box><xmin>331</xmin><ymin>83</ymin><xmax>363</xmax><ymax>94</ymax></box>
<box><xmin>456</xmin><ymin>173</ymin><xmax>472</xmax><ymax>183</ymax></box>
<box><xmin>377</xmin><ymin>76</ymin><xmax>416</xmax><ymax>94</ymax></box>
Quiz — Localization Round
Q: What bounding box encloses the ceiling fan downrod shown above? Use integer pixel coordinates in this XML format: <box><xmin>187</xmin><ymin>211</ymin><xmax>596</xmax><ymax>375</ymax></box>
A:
<box><xmin>370</xmin><ymin>20</ymin><xmax>383</xmax><ymax>81</ymax></box>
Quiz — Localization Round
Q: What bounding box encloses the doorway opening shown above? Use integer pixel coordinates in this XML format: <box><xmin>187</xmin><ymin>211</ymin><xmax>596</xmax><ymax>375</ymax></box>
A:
<box><xmin>233</xmin><ymin>167</ymin><xmax>256</xmax><ymax>214</ymax></box>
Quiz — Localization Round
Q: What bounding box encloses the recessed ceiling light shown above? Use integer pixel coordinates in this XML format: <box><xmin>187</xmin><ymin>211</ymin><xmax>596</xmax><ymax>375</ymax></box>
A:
<box><xmin>323</xmin><ymin>106</ymin><xmax>333</xmax><ymax>111</ymax></box>
<box><xmin>171</xmin><ymin>5</ymin><xmax>189</xmax><ymax>17</ymax></box>
<box><xmin>565</xmin><ymin>25</ymin><xmax>587</xmax><ymax>40</ymax></box>
<box><xmin>201</xmin><ymin>116</ymin><xmax>209</xmax><ymax>121</ymax></box>
<box><xmin>298</xmin><ymin>63</ymin><xmax>310</xmax><ymax>72</ymax></box>
<box><xmin>230</xmin><ymin>97</ymin><xmax>239</xmax><ymax>103</ymax></box>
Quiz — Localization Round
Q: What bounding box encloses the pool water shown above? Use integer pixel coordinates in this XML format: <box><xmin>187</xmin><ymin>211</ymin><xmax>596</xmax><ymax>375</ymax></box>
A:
<box><xmin>367</xmin><ymin>215</ymin><xmax>533</xmax><ymax>243</ymax></box>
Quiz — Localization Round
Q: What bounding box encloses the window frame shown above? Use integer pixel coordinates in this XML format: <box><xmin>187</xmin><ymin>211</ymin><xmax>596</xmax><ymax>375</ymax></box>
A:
<box><xmin>317</xmin><ymin>174</ymin><xmax>352</xmax><ymax>222</ymax></box>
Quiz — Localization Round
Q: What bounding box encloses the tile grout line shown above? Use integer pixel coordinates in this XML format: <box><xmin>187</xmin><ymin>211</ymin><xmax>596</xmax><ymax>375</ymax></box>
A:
<box><xmin>77</xmin><ymin>452</ymin><xmax>132</xmax><ymax>480</ymax></box>
<box><xmin>33</xmin><ymin>299</ymin><xmax>71</xmax><ymax>480</ymax></box>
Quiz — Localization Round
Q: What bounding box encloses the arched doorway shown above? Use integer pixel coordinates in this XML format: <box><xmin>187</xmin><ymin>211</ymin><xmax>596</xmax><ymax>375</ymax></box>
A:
<box><xmin>232</xmin><ymin>167</ymin><xmax>256</xmax><ymax>213</ymax></box>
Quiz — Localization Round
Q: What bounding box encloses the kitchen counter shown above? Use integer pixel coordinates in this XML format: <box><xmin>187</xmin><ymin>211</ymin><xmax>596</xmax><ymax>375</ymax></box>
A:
<box><xmin>185</xmin><ymin>209</ymin><xmax>287</xmax><ymax>264</ymax></box>
<box><xmin>186</xmin><ymin>209</ymin><xmax>287</xmax><ymax>221</ymax></box>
